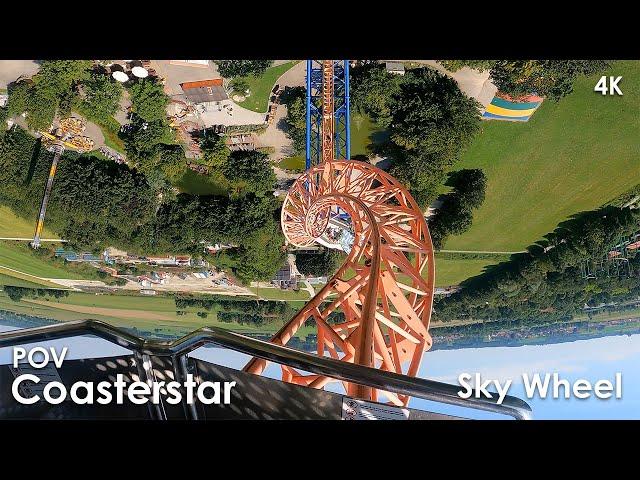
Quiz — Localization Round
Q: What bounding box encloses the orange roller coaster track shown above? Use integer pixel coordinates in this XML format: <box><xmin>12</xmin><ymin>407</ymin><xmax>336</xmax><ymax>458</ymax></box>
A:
<box><xmin>244</xmin><ymin>61</ymin><xmax>435</xmax><ymax>406</ymax></box>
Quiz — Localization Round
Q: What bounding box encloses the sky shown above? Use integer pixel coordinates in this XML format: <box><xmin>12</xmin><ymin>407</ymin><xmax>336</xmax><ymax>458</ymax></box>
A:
<box><xmin>2</xmin><ymin>320</ymin><xmax>639</xmax><ymax>420</ymax></box>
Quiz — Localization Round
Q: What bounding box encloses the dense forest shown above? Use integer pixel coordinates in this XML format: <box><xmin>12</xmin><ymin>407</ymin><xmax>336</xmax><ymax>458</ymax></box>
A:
<box><xmin>0</xmin><ymin>60</ymin><xmax>288</xmax><ymax>284</ymax></box>
<box><xmin>434</xmin><ymin>206</ymin><xmax>640</xmax><ymax>323</ymax></box>
<box><xmin>350</xmin><ymin>63</ymin><xmax>482</xmax><ymax>210</ymax></box>
<box><xmin>0</xmin><ymin>124</ymin><xmax>284</xmax><ymax>284</ymax></box>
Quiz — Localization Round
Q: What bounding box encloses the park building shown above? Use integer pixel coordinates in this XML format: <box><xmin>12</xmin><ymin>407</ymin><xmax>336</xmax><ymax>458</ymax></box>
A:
<box><xmin>180</xmin><ymin>79</ymin><xmax>228</xmax><ymax>111</ymax></box>
<box><xmin>385</xmin><ymin>62</ymin><xmax>405</xmax><ymax>75</ymax></box>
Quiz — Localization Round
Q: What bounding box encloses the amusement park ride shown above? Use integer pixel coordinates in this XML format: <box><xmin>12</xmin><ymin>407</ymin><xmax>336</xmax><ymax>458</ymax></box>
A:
<box><xmin>0</xmin><ymin>60</ymin><xmax>532</xmax><ymax>420</ymax></box>
<box><xmin>243</xmin><ymin>60</ymin><xmax>436</xmax><ymax>406</ymax></box>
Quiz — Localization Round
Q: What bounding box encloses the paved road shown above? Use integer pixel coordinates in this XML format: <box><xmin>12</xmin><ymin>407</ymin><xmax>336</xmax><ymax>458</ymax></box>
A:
<box><xmin>256</xmin><ymin>61</ymin><xmax>305</xmax><ymax>161</ymax></box>
<box><xmin>0</xmin><ymin>60</ymin><xmax>40</xmax><ymax>89</ymax></box>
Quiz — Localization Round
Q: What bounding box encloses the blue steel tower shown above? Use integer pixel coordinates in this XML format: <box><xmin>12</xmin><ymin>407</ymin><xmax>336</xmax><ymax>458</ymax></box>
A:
<box><xmin>305</xmin><ymin>60</ymin><xmax>350</xmax><ymax>169</ymax></box>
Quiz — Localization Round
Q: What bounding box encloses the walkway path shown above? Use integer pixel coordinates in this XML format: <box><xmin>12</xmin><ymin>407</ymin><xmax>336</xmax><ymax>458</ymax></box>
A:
<box><xmin>256</xmin><ymin>61</ymin><xmax>306</xmax><ymax>161</ymax></box>
<box><xmin>385</xmin><ymin>60</ymin><xmax>497</xmax><ymax>108</ymax></box>
<box><xmin>0</xmin><ymin>60</ymin><xmax>40</xmax><ymax>89</ymax></box>
<box><xmin>198</xmin><ymin>100</ymin><xmax>266</xmax><ymax>127</ymax></box>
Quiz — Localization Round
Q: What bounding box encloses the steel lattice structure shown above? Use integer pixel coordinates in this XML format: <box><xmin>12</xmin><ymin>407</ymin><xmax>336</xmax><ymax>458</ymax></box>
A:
<box><xmin>244</xmin><ymin>60</ymin><xmax>435</xmax><ymax>406</ymax></box>
<box><xmin>306</xmin><ymin>60</ymin><xmax>350</xmax><ymax>169</ymax></box>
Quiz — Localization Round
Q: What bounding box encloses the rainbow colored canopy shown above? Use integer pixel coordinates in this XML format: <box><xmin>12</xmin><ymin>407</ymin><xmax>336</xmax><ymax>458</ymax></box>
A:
<box><xmin>483</xmin><ymin>94</ymin><xmax>544</xmax><ymax>122</ymax></box>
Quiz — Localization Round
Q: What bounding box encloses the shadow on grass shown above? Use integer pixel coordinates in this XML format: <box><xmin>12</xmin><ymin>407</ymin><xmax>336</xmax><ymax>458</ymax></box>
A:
<box><xmin>458</xmin><ymin>205</ymin><xmax>635</xmax><ymax>291</ymax></box>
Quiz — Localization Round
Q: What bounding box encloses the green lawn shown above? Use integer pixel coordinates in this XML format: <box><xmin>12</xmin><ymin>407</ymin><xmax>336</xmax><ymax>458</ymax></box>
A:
<box><xmin>0</xmin><ymin>290</ymin><xmax>305</xmax><ymax>339</ymax></box>
<box><xmin>0</xmin><ymin>266</ymin><xmax>66</xmax><ymax>288</ymax></box>
<box><xmin>234</xmin><ymin>62</ymin><xmax>299</xmax><ymax>113</ymax></box>
<box><xmin>248</xmin><ymin>286</ymin><xmax>310</xmax><ymax>302</ymax></box>
<box><xmin>0</xmin><ymin>241</ymin><xmax>83</xmax><ymax>279</ymax></box>
<box><xmin>278</xmin><ymin>156</ymin><xmax>305</xmax><ymax>171</ymax></box>
<box><xmin>445</xmin><ymin>60</ymin><xmax>640</xmax><ymax>252</ymax></box>
<box><xmin>173</xmin><ymin>169</ymin><xmax>229</xmax><ymax>196</ymax></box>
<box><xmin>350</xmin><ymin>113</ymin><xmax>388</xmax><ymax>158</ymax></box>
<box><xmin>0</xmin><ymin>205</ymin><xmax>57</xmax><ymax>238</ymax></box>
<box><xmin>0</xmin><ymin>273</ymin><xmax>50</xmax><ymax>288</ymax></box>
<box><xmin>434</xmin><ymin>257</ymin><xmax>498</xmax><ymax>287</ymax></box>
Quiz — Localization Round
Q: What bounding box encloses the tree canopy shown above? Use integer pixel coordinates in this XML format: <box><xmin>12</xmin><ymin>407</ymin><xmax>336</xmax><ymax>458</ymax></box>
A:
<box><xmin>80</xmin><ymin>71</ymin><xmax>123</xmax><ymax>120</ymax></box>
<box><xmin>280</xmin><ymin>86</ymin><xmax>306</xmax><ymax>155</ymax></box>
<box><xmin>389</xmin><ymin>68</ymin><xmax>481</xmax><ymax>156</ymax></box>
<box><xmin>437</xmin><ymin>60</ymin><xmax>496</xmax><ymax>72</ymax></box>
<box><xmin>350</xmin><ymin>63</ymin><xmax>403</xmax><ymax>127</ymax></box>
<box><xmin>437</xmin><ymin>60</ymin><xmax>612</xmax><ymax>101</ymax></box>
<box><xmin>214</xmin><ymin>60</ymin><xmax>273</xmax><ymax>78</ymax></box>
<box><xmin>223</xmin><ymin>150</ymin><xmax>276</xmax><ymax>197</ymax></box>
<box><xmin>435</xmin><ymin>206</ymin><xmax>640</xmax><ymax>323</ymax></box>
<box><xmin>428</xmin><ymin>169</ymin><xmax>487</xmax><ymax>249</ymax></box>
<box><xmin>6</xmin><ymin>60</ymin><xmax>92</xmax><ymax>131</ymax></box>
<box><xmin>128</xmin><ymin>78</ymin><xmax>169</xmax><ymax>122</ymax></box>
<box><xmin>296</xmin><ymin>249</ymin><xmax>345</xmax><ymax>277</ymax></box>
<box><xmin>350</xmin><ymin>65</ymin><xmax>483</xmax><ymax>209</ymax></box>
<box><xmin>490</xmin><ymin>60</ymin><xmax>611</xmax><ymax>101</ymax></box>
<box><xmin>199</xmin><ymin>133</ymin><xmax>230</xmax><ymax>168</ymax></box>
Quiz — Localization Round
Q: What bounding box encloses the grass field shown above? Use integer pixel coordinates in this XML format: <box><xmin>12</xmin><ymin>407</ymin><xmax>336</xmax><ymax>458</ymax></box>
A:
<box><xmin>0</xmin><ymin>290</ymin><xmax>307</xmax><ymax>339</ymax></box>
<box><xmin>445</xmin><ymin>61</ymin><xmax>640</xmax><ymax>252</ymax></box>
<box><xmin>0</xmin><ymin>241</ymin><xmax>83</xmax><ymax>279</ymax></box>
<box><xmin>0</xmin><ymin>273</ymin><xmax>48</xmax><ymax>288</ymax></box>
<box><xmin>434</xmin><ymin>257</ymin><xmax>499</xmax><ymax>287</ymax></box>
<box><xmin>0</xmin><ymin>205</ymin><xmax>56</xmax><ymax>238</ymax></box>
<box><xmin>235</xmin><ymin>62</ymin><xmax>298</xmax><ymax>113</ymax></box>
<box><xmin>248</xmin><ymin>286</ymin><xmax>310</xmax><ymax>302</ymax></box>
<box><xmin>0</xmin><ymin>266</ymin><xmax>65</xmax><ymax>288</ymax></box>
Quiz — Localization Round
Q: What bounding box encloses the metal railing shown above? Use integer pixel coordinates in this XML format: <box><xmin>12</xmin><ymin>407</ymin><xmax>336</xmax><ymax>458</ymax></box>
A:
<box><xmin>0</xmin><ymin>320</ymin><xmax>532</xmax><ymax>420</ymax></box>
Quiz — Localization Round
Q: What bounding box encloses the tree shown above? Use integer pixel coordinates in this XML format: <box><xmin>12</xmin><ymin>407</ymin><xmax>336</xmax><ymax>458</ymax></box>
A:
<box><xmin>382</xmin><ymin>68</ymin><xmax>481</xmax><ymax>207</ymax></box>
<box><xmin>296</xmin><ymin>249</ymin><xmax>344</xmax><ymax>277</ymax></box>
<box><xmin>447</xmin><ymin>168</ymin><xmax>487</xmax><ymax>209</ymax></box>
<box><xmin>0</xmin><ymin>108</ymin><xmax>6</xmax><ymax>140</ymax></box>
<box><xmin>281</xmin><ymin>87</ymin><xmax>306</xmax><ymax>154</ymax></box>
<box><xmin>428</xmin><ymin>169</ymin><xmax>487</xmax><ymax>249</ymax></box>
<box><xmin>47</xmin><ymin>154</ymin><xmax>157</xmax><ymax>249</ymax></box>
<box><xmin>121</xmin><ymin>116</ymin><xmax>174</xmax><ymax>169</ymax></box>
<box><xmin>33</xmin><ymin>60</ymin><xmax>92</xmax><ymax>95</ymax></box>
<box><xmin>350</xmin><ymin>63</ymin><xmax>403</xmax><ymax>127</ymax></box>
<box><xmin>223</xmin><ymin>150</ymin><xmax>275</xmax><ymax>197</ymax></box>
<box><xmin>6</xmin><ymin>81</ymin><xmax>31</xmax><ymax>117</ymax></box>
<box><xmin>157</xmin><ymin>144</ymin><xmax>187</xmax><ymax>179</ymax></box>
<box><xmin>128</xmin><ymin>78</ymin><xmax>169</xmax><ymax>122</ymax></box>
<box><xmin>489</xmin><ymin>60</ymin><xmax>611</xmax><ymax>101</ymax></box>
<box><xmin>217</xmin><ymin>219</ymin><xmax>285</xmax><ymax>284</ymax></box>
<box><xmin>5</xmin><ymin>60</ymin><xmax>92</xmax><ymax>131</ymax></box>
<box><xmin>81</xmin><ymin>71</ymin><xmax>123</xmax><ymax>120</ymax></box>
<box><xmin>214</xmin><ymin>60</ymin><xmax>273</xmax><ymax>78</ymax></box>
<box><xmin>433</xmin><ymin>206</ymin><xmax>640</xmax><ymax>323</ymax></box>
<box><xmin>199</xmin><ymin>133</ymin><xmax>230</xmax><ymax>168</ymax></box>
<box><xmin>390</xmin><ymin>149</ymin><xmax>449</xmax><ymax>208</ymax></box>
<box><xmin>230</xmin><ymin>78</ymin><xmax>250</xmax><ymax>94</ymax></box>
<box><xmin>437</xmin><ymin>60</ymin><xmax>496</xmax><ymax>72</ymax></box>
<box><xmin>24</xmin><ymin>89</ymin><xmax>58</xmax><ymax>131</ymax></box>
<box><xmin>389</xmin><ymin>67</ymin><xmax>481</xmax><ymax>156</ymax></box>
